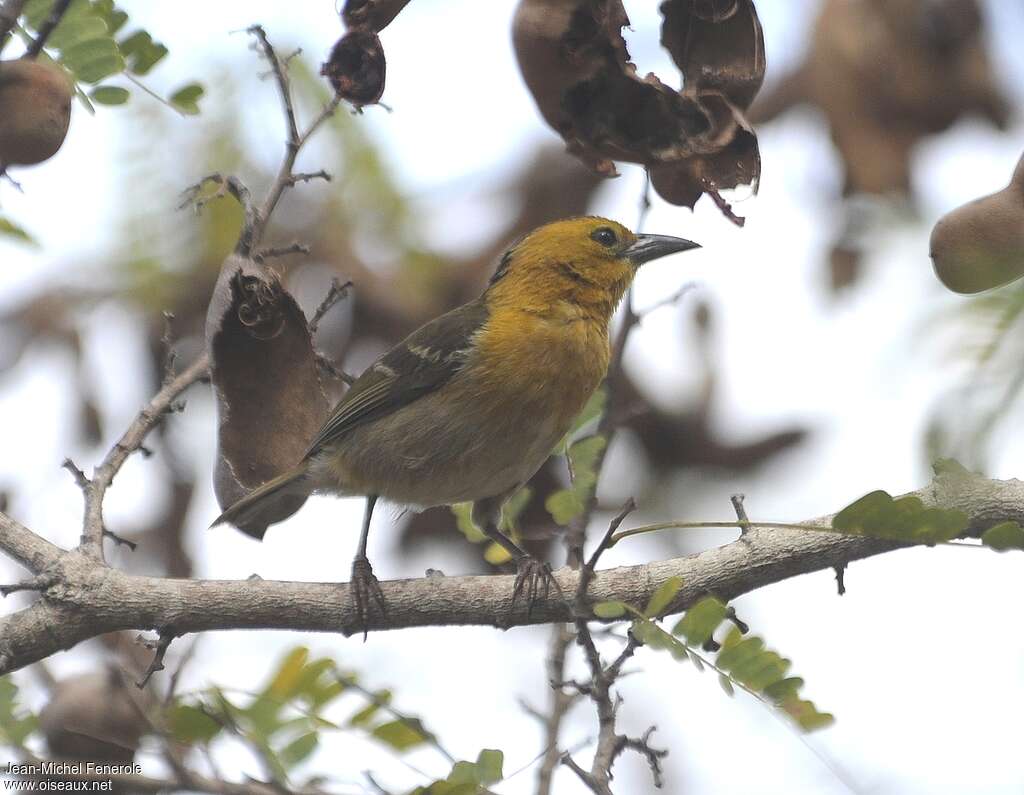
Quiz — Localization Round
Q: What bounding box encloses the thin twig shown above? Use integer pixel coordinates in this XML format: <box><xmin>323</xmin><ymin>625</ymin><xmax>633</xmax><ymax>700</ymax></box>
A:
<box><xmin>253</xmin><ymin>242</ymin><xmax>311</xmax><ymax>263</ymax></box>
<box><xmin>533</xmin><ymin>624</ymin><xmax>577</xmax><ymax>795</ymax></box>
<box><xmin>246</xmin><ymin>25</ymin><xmax>341</xmax><ymax>251</ymax></box>
<box><xmin>78</xmin><ymin>354</ymin><xmax>208</xmax><ymax>560</ymax></box>
<box><xmin>309</xmin><ymin>278</ymin><xmax>353</xmax><ymax>334</ymax></box>
<box><xmin>24</xmin><ymin>0</ymin><xmax>70</xmax><ymax>57</ymax></box>
<box><xmin>136</xmin><ymin>629</ymin><xmax>175</xmax><ymax>688</ymax></box>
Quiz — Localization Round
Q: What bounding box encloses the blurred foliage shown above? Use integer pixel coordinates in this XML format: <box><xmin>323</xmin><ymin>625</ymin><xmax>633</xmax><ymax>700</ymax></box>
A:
<box><xmin>0</xmin><ymin>214</ymin><xmax>36</xmax><ymax>245</ymax></box>
<box><xmin>1</xmin><ymin>648</ymin><xmax>508</xmax><ymax>793</ymax></box>
<box><xmin>927</xmin><ymin>280</ymin><xmax>1024</xmax><ymax>471</ymax></box>
<box><xmin>594</xmin><ymin>586</ymin><xmax>833</xmax><ymax>733</ymax></box>
<box><xmin>0</xmin><ymin>675</ymin><xmax>38</xmax><ymax>749</ymax></box>
<box><xmin>12</xmin><ymin>0</ymin><xmax>203</xmax><ymax>114</ymax></box>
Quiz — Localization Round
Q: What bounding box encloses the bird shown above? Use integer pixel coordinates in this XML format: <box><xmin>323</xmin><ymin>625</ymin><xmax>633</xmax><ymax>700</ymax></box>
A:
<box><xmin>212</xmin><ymin>216</ymin><xmax>700</xmax><ymax>632</ymax></box>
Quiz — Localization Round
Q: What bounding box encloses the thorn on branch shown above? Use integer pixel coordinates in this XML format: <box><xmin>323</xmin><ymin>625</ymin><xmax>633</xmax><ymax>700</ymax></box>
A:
<box><xmin>253</xmin><ymin>242</ymin><xmax>311</xmax><ymax>263</ymax></box>
<box><xmin>103</xmin><ymin>526</ymin><xmax>138</xmax><ymax>552</ymax></box>
<box><xmin>731</xmin><ymin>493</ymin><xmax>751</xmax><ymax>536</ymax></box>
<box><xmin>0</xmin><ymin>572</ymin><xmax>55</xmax><ymax>597</ymax></box>
<box><xmin>136</xmin><ymin>630</ymin><xmax>175</xmax><ymax>689</ymax></box>
<box><xmin>61</xmin><ymin>458</ymin><xmax>90</xmax><ymax>490</ymax></box>
<box><xmin>179</xmin><ymin>174</ymin><xmax>259</xmax><ymax>256</ymax></box>
<box><xmin>725</xmin><ymin>605</ymin><xmax>749</xmax><ymax>635</ymax></box>
<box><xmin>287</xmin><ymin>170</ymin><xmax>332</xmax><ymax>186</ymax></box>
<box><xmin>582</xmin><ymin>498</ymin><xmax>637</xmax><ymax>588</ymax></box>
<box><xmin>615</xmin><ymin>726</ymin><xmax>668</xmax><ymax>788</ymax></box>
<box><xmin>310</xmin><ymin>278</ymin><xmax>354</xmax><ymax>334</ymax></box>
<box><xmin>551</xmin><ymin>678</ymin><xmax>593</xmax><ymax>696</ymax></box>
<box><xmin>834</xmin><ymin>563</ymin><xmax>847</xmax><ymax>596</ymax></box>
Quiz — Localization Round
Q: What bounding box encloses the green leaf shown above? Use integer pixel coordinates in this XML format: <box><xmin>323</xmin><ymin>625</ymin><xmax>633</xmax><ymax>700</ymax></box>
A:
<box><xmin>544</xmin><ymin>489</ymin><xmax>585</xmax><ymax>525</ymax></box>
<box><xmin>90</xmin><ymin>85</ymin><xmax>129</xmax><ymax>104</ymax></box>
<box><xmin>167</xmin><ymin>704</ymin><xmax>222</xmax><ymax>744</ymax></box>
<box><xmin>644</xmin><ymin>576</ymin><xmax>683</xmax><ymax>618</ymax></box>
<box><xmin>632</xmin><ymin>618</ymin><xmax>689</xmax><ymax>661</ymax></box>
<box><xmin>48</xmin><ymin>14</ymin><xmax>109</xmax><ymax>52</ymax></box>
<box><xmin>482</xmin><ymin>541</ymin><xmax>512</xmax><ymax>565</ymax></box>
<box><xmin>982</xmin><ymin>521</ymin><xmax>1024</xmax><ymax>552</ymax></box>
<box><xmin>349</xmin><ymin>690</ymin><xmax>390</xmax><ymax>727</ymax></box>
<box><xmin>0</xmin><ymin>216</ymin><xmax>37</xmax><ymax>246</ymax></box>
<box><xmin>498</xmin><ymin>486</ymin><xmax>532</xmax><ymax>533</ymax></box>
<box><xmin>279</xmin><ymin>732</ymin><xmax>318</xmax><ymax>768</ymax></box>
<box><xmin>716</xmin><ymin>632</ymin><xmax>764</xmax><ymax>672</ymax></box>
<box><xmin>781</xmin><ymin>697</ymin><xmax>835</xmax><ymax>732</ymax></box>
<box><xmin>673</xmin><ymin>596</ymin><xmax>728</xmax><ymax>646</ymax></box>
<box><xmin>718</xmin><ymin>673</ymin><xmax>734</xmax><ymax>697</ymax></box>
<box><xmin>832</xmin><ymin>490</ymin><xmax>967</xmax><ymax>544</ymax></box>
<box><xmin>475</xmin><ymin>749</ymin><xmax>504</xmax><ymax>785</ymax></box>
<box><xmin>452</xmin><ymin>502</ymin><xmax>484</xmax><ymax>543</ymax></box>
<box><xmin>169</xmin><ymin>82</ymin><xmax>203</xmax><ymax>115</ymax></box>
<box><xmin>762</xmin><ymin>676</ymin><xmax>804</xmax><ymax>702</ymax></box>
<box><xmin>60</xmin><ymin>36</ymin><xmax>124</xmax><ymax>83</ymax></box>
<box><xmin>93</xmin><ymin>0</ymin><xmax>128</xmax><ymax>34</ymax></box>
<box><xmin>545</xmin><ymin>434</ymin><xmax>607</xmax><ymax>524</ymax></box>
<box><xmin>118</xmin><ymin>30</ymin><xmax>168</xmax><ymax>75</ymax></box>
<box><xmin>555</xmin><ymin>387</ymin><xmax>606</xmax><ymax>453</ymax></box>
<box><xmin>593</xmin><ymin>600</ymin><xmax>628</xmax><ymax>619</ymax></box>
<box><xmin>0</xmin><ymin>676</ymin><xmax>38</xmax><ymax>747</ymax></box>
<box><xmin>267</xmin><ymin>646</ymin><xmax>309</xmax><ymax>701</ymax></box>
<box><xmin>371</xmin><ymin>719</ymin><xmax>427</xmax><ymax>751</ymax></box>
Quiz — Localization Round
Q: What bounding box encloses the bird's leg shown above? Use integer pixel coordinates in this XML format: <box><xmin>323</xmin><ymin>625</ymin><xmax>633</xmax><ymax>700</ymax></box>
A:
<box><xmin>474</xmin><ymin>498</ymin><xmax>562</xmax><ymax>617</ymax></box>
<box><xmin>350</xmin><ymin>494</ymin><xmax>386</xmax><ymax>639</ymax></box>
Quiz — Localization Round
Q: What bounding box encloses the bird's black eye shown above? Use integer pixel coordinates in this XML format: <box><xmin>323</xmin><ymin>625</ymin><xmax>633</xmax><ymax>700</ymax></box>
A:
<box><xmin>591</xmin><ymin>226</ymin><xmax>618</xmax><ymax>247</ymax></box>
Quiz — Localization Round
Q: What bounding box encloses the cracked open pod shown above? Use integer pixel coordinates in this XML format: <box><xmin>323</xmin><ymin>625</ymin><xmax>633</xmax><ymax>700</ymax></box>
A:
<box><xmin>513</xmin><ymin>0</ymin><xmax>764</xmax><ymax>222</ymax></box>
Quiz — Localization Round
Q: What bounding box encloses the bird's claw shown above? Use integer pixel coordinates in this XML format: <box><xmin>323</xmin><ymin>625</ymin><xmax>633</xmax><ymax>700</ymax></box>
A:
<box><xmin>350</xmin><ymin>555</ymin><xmax>387</xmax><ymax>640</ymax></box>
<box><xmin>511</xmin><ymin>556</ymin><xmax>561</xmax><ymax>617</ymax></box>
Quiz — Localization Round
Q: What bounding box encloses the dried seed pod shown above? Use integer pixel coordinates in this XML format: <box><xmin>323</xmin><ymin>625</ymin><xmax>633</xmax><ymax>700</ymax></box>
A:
<box><xmin>40</xmin><ymin>670</ymin><xmax>146</xmax><ymax>763</ymax></box>
<box><xmin>321</xmin><ymin>29</ymin><xmax>386</xmax><ymax>107</ymax></box>
<box><xmin>205</xmin><ymin>255</ymin><xmax>330</xmax><ymax>538</ymax></box>
<box><xmin>512</xmin><ymin>0</ymin><xmax>764</xmax><ymax>222</ymax></box>
<box><xmin>341</xmin><ymin>0</ymin><xmax>413</xmax><ymax>32</ymax></box>
<box><xmin>0</xmin><ymin>58</ymin><xmax>73</xmax><ymax>168</ymax></box>
<box><xmin>661</xmin><ymin>0</ymin><xmax>765</xmax><ymax>109</ymax></box>
<box><xmin>930</xmin><ymin>152</ymin><xmax>1024</xmax><ymax>294</ymax></box>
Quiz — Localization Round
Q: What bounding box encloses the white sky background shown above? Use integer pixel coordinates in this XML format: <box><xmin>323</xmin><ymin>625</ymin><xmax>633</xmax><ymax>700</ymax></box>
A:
<box><xmin>3</xmin><ymin>1</ymin><xmax>1024</xmax><ymax>793</ymax></box>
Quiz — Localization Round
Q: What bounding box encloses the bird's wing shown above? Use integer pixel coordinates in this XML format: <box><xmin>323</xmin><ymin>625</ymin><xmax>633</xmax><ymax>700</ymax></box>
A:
<box><xmin>304</xmin><ymin>299</ymin><xmax>489</xmax><ymax>457</ymax></box>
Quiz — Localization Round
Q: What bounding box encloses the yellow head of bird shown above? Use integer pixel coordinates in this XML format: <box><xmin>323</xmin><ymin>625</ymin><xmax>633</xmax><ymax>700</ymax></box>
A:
<box><xmin>485</xmin><ymin>216</ymin><xmax>699</xmax><ymax>318</ymax></box>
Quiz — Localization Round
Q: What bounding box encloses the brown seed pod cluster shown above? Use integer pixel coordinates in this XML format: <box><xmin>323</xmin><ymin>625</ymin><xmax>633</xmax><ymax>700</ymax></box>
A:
<box><xmin>0</xmin><ymin>58</ymin><xmax>73</xmax><ymax>170</ymax></box>
<box><xmin>513</xmin><ymin>0</ymin><xmax>764</xmax><ymax>223</ymax></box>
<box><xmin>751</xmin><ymin>0</ymin><xmax>1008</xmax><ymax>197</ymax></box>
<box><xmin>930</xmin><ymin>152</ymin><xmax>1024</xmax><ymax>295</ymax></box>
<box><xmin>321</xmin><ymin>0</ymin><xmax>407</xmax><ymax>107</ymax></box>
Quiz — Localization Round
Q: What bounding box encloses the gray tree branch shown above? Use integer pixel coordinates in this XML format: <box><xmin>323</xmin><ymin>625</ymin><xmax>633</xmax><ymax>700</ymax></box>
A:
<box><xmin>2</xmin><ymin>468</ymin><xmax>1021</xmax><ymax>677</ymax></box>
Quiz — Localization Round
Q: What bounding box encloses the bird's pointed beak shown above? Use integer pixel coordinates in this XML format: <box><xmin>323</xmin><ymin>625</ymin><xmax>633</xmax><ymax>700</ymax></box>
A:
<box><xmin>622</xmin><ymin>233</ymin><xmax>701</xmax><ymax>265</ymax></box>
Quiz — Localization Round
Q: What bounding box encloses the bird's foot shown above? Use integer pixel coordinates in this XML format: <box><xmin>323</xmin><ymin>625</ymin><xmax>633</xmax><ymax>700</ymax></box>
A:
<box><xmin>350</xmin><ymin>555</ymin><xmax>387</xmax><ymax>640</ymax></box>
<box><xmin>511</xmin><ymin>555</ymin><xmax>562</xmax><ymax>617</ymax></box>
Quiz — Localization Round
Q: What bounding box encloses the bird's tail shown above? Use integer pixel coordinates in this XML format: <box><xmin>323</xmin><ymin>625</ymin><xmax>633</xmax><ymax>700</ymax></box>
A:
<box><xmin>211</xmin><ymin>463</ymin><xmax>311</xmax><ymax>540</ymax></box>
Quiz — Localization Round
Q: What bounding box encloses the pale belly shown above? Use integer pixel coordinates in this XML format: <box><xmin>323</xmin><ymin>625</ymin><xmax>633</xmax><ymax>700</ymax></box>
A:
<box><xmin>307</xmin><ymin>367</ymin><xmax>596</xmax><ymax>507</ymax></box>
